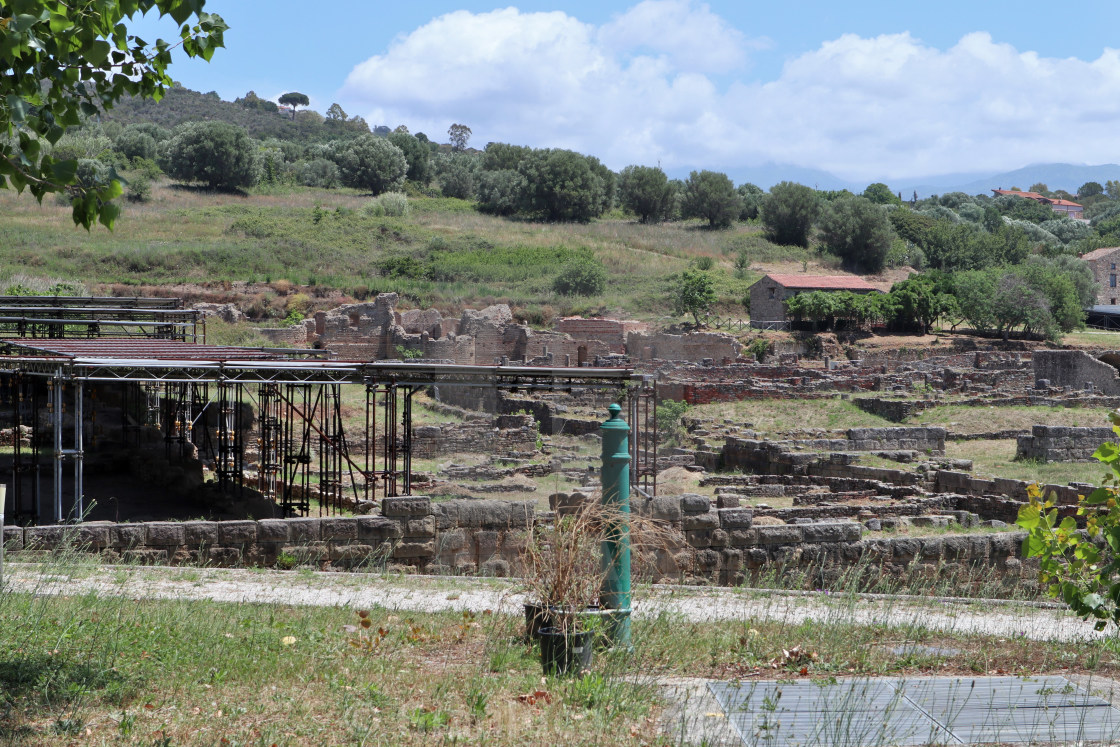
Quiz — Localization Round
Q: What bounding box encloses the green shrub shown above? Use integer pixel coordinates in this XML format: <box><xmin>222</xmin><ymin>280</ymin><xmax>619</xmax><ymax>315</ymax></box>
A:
<box><xmin>552</xmin><ymin>258</ymin><xmax>607</xmax><ymax>296</ymax></box>
<box><xmin>364</xmin><ymin>192</ymin><xmax>410</xmax><ymax>218</ymax></box>
<box><xmin>126</xmin><ymin>174</ymin><xmax>152</xmax><ymax>203</ymax></box>
<box><xmin>656</xmin><ymin>399</ymin><xmax>691</xmax><ymax>445</ymax></box>
<box><xmin>1018</xmin><ymin>413</ymin><xmax>1120</xmax><ymax>629</ymax></box>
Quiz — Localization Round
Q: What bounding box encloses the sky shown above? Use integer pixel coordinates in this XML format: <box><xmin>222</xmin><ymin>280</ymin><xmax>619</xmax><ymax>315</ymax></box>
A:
<box><xmin>134</xmin><ymin>1</ymin><xmax>1120</xmax><ymax>182</ymax></box>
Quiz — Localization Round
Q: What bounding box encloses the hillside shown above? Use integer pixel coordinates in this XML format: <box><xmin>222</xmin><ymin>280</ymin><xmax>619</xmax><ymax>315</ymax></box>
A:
<box><xmin>103</xmin><ymin>86</ymin><xmax>372</xmax><ymax>143</ymax></box>
<box><xmin>0</xmin><ymin>179</ymin><xmax>880</xmax><ymax>326</ymax></box>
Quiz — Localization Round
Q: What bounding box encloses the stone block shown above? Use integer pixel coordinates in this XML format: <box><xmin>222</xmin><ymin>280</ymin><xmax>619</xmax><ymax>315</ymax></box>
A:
<box><xmin>382</xmin><ymin>496</ymin><xmax>432</xmax><ymax>517</ymax></box>
<box><xmin>480</xmin><ymin>558</ymin><xmax>511</xmax><ymax>577</ymax></box>
<box><xmin>717</xmin><ymin>508</ymin><xmax>754</xmax><ymax>529</ymax></box>
<box><xmin>755</xmin><ymin>525</ymin><xmax>803</xmax><ymax>546</ymax></box>
<box><xmin>183</xmin><ymin>521</ymin><xmax>219</xmax><ymax>546</ymax></box>
<box><xmin>405</xmin><ymin>515</ymin><xmax>437</xmax><ymax>538</ymax></box>
<box><xmin>392</xmin><ymin>539</ymin><xmax>436</xmax><ymax>559</ymax></box>
<box><xmin>721</xmin><ymin>548</ymin><xmax>743</xmax><ymax>571</ymax></box>
<box><xmin>75</xmin><ymin>523</ymin><xmax>111</xmax><ymax>549</ymax></box>
<box><xmin>207</xmin><ymin>547</ymin><xmax>242</xmax><ymax>566</ymax></box>
<box><xmin>729</xmin><ymin>528</ymin><xmax>758</xmax><ymax>546</ymax></box>
<box><xmin>437</xmin><ymin>528</ymin><xmax>468</xmax><ymax>552</ymax></box>
<box><xmin>256</xmin><ymin>519</ymin><xmax>292</xmax><ymax>543</ymax></box>
<box><xmin>329</xmin><ymin>544</ymin><xmax>374</xmax><ymax>563</ymax></box>
<box><xmin>475</xmin><ymin>530</ymin><xmax>500</xmax><ymax>558</ymax></box>
<box><xmin>802</xmin><ymin>523</ymin><xmax>861</xmax><ymax>543</ymax></box>
<box><xmin>355</xmin><ymin>516</ymin><xmax>400</xmax><ymax>541</ymax></box>
<box><xmin>434</xmin><ymin>499</ymin><xmax>532</xmax><ymax>528</ymax></box>
<box><xmin>919</xmin><ymin>538</ymin><xmax>944</xmax><ymax>560</ymax></box>
<box><xmin>715</xmin><ymin>494</ymin><xmax>740</xmax><ymax>508</ymax></box>
<box><xmin>111</xmin><ymin>523</ymin><xmax>146</xmax><ymax>549</ymax></box>
<box><xmin>680</xmin><ymin>494</ymin><xmax>711</xmax><ymax>514</ymax></box>
<box><xmin>319</xmin><ymin>518</ymin><xmax>358</xmax><ymax>542</ymax></box>
<box><xmin>218</xmin><ymin>520</ymin><xmax>257</xmax><ymax>545</ymax></box>
<box><xmin>686</xmin><ymin>530</ymin><xmax>712</xmax><ymax>549</ymax></box>
<box><xmin>643</xmin><ymin>496</ymin><xmax>682</xmax><ymax>523</ymax></box>
<box><xmin>696</xmin><ymin>549</ymin><xmax>721</xmax><ymax>570</ymax></box>
<box><xmin>144</xmin><ymin>522</ymin><xmax>184</xmax><ymax>546</ymax></box>
<box><xmin>25</xmin><ymin>525</ymin><xmax>70</xmax><ymax>550</ymax></box>
<box><xmin>287</xmin><ymin>518</ymin><xmax>320</xmax><ymax>542</ymax></box>
<box><xmin>746</xmin><ymin>548</ymin><xmax>769</xmax><ymax>567</ymax></box>
<box><xmin>682</xmin><ymin>511</ymin><xmax>719</xmax><ymax>531</ymax></box>
<box><xmin>890</xmin><ymin>539</ymin><xmax>920</xmax><ymax>564</ymax></box>
<box><xmin>2</xmin><ymin>526</ymin><xmax>23</xmax><ymax>551</ymax></box>
<box><xmin>710</xmin><ymin>529</ymin><xmax>729</xmax><ymax>547</ymax></box>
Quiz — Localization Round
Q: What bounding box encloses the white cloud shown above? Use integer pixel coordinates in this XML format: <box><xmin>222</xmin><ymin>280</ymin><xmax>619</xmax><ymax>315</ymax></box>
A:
<box><xmin>339</xmin><ymin>6</ymin><xmax>1120</xmax><ymax>180</ymax></box>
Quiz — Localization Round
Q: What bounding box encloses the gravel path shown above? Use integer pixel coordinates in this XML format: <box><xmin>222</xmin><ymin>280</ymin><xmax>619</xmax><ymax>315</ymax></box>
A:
<box><xmin>3</xmin><ymin>562</ymin><xmax>1109</xmax><ymax>644</ymax></box>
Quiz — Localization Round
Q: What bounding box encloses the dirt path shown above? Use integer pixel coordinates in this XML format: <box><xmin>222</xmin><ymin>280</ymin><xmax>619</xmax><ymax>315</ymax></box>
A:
<box><xmin>3</xmin><ymin>562</ymin><xmax>1105</xmax><ymax>644</ymax></box>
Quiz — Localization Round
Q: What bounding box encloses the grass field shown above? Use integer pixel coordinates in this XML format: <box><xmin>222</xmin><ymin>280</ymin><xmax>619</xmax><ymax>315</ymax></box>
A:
<box><xmin>0</xmin><ymin>177</ymin><xmax>861</xmax><ymax>324</ymax></box>
<box><xmin>2</xmin><ymin>560</ymin><xmax>1118</xmax><ymax>746</ymax></box>
<box><xmin>689</xmin><ymin>398</ymin><xmax>1113</xmax><ymax>439</ymax></box>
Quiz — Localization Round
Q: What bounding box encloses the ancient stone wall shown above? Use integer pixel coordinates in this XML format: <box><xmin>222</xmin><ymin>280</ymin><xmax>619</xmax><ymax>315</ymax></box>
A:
<box><xmin>1014</xmin><ymin>425</ymin><xmax>1115</xmax><ymax>463</ymax></box>
<box><xmin>1033</xmin><ymin>350</ymin><xmax>1120</xmax><ymax>395</ymax></box>
<box><xmin>626</xmin><ymin>331</ymin><xmax>741</xmax><ymax>362</ymax></box>
<box><xmin>4</xmin><ymin>494</ymin><xmax>1033</xmax><ymax>586</ymax></box>
<box><xmin>411</xmin><ymin>415</ymin><xmax>539</xmax><ymax>459</ymax></box>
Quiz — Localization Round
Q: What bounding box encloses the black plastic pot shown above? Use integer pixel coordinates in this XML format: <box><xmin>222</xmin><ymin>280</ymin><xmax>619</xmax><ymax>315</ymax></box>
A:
<box><xmin>524</xmin><ymin>601</ymin><xmax>549</xmax><ymax>641</ymax></box>
<box><xmin>524</xmin><ymin>603</ymin><xmax>603</xmax><ymax>641</ymax></box>
<box><xmin>538</xmin><ymin>626</ymin><xmax>594</xmax><ymax>676</ymax></box>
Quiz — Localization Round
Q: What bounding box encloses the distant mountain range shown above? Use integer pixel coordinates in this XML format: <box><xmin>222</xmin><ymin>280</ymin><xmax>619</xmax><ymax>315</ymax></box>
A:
<box><xmin>670</xmin><ymin>162</ymin><xmax>1120</xmax><ymax>200</ymax></box>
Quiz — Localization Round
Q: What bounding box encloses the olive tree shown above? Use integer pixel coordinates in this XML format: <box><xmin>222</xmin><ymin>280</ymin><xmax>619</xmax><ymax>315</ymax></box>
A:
<box><xmin>680</xmin><ymin>170</ymin><xmax>740</xmax><ymax>228</ymax></box>
<box><xmin>618</xmin><ymin>165</ymin><xmax>674</xmax><ymax>223</ymax></box>
<box><xmin>162</xmin><ymin>122</ymin><xmax>259</xmax><ymax>190</ymax></box>
<box><xmin>818</xmin><ymin>195</ymin><xmax>895</xmax><ymax>272</ymax></box>
<box><xmin>518</xmin><ymin>149</ymin><xmax>609</xmax><ymax>222</ymax></box>
<box><xmin>761</xmin><ymin>182</ymin><xmax>821</xmax><ymax>247</ymax></box>
<box><xmin>387</xmin><ymin>131</ymin><xmax>432</xmax><ymax>184</ymax></box>
<box><xmin>332</xmin><ymin>135</ymin><xmax>407</xmax><ymax>195</ymax></box>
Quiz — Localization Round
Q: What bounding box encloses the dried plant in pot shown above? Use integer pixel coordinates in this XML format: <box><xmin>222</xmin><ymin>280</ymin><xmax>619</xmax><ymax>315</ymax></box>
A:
<box><xmin>521</xmin><ymin>501</ymin><xmax>608</xmax><ymax>675</ymax></box>
<box><xmin>521</xmin><ymin>496</ymin><xmax>695</xmax><ymax>675</ymax></box>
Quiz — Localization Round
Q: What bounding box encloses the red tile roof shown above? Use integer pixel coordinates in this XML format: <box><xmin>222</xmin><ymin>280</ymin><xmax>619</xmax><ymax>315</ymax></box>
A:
<box><xmin>1080</xmin><ymin>246</ymin><xmax>1120</xmax><ymax>261</ymax></box>
<box><xmin>760</xmin><ymin>274</ymin><xmax>880</xmax><ymax>291</ymax></box>
<box><xmin>991</xmin><ymin>189</ymin><xmax>1082</xmax><ymax>208</ymax></box>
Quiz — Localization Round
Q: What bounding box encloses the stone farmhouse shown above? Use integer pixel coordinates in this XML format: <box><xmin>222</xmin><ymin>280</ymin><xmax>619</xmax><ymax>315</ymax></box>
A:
<box><xmin>1079</xmin><ymin>245</ymin><xmax>1120</xmax><ymax>305</ymax></box>
<box><xmin>991</xmin><ymin>189</ymin><xmax>1084</xmax><ymax>219</ymax></box>
<box><xmin>748</xmin><ymin>274</ymin><xmax>882</xmax><ymax>329</ymax></box>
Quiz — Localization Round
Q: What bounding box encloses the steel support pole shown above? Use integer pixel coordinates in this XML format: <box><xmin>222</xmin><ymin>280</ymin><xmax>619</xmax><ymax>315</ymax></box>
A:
<box><xmin>0</xmin><ymin>484</ymin><xmax>6</xmax><ymax>589</ymax></box>
<box><xmin>74</xmin><ymin>382</ymin><xmax>84</xmax><ymax>519</ymax></box>
<box><xmin>52</xmin><ymin>378</ymin><xmax>62</xmax><ymax>523</ymax></box>
<box><xmin>599</xmin><ymin>402</ymin><xmax>631</xmax><ymax>647</ymax></box>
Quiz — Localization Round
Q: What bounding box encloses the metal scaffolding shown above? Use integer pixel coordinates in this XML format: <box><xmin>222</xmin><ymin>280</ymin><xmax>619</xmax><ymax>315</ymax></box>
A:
<box><xmin>0</xmin><ymin>338</ymin><xmax>653</xmax><ymax>525</ymax></box>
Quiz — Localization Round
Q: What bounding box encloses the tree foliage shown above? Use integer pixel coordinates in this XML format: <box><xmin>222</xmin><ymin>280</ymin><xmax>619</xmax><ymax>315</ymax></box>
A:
<box><xmin>332</xmin><ymin>135</ymin><xmax>407</xmax><ymax>195</ymax></box>
<box><xmin>862</xmin><ymin>182</ymin><xmax>901</xmax><ymax>205</ymax></box>
<box><xmin>476</xmin><ymin>169</ymin><xmax>526</xmax><ymax>215</ymax></box>
<box><xmin>0</xmin><ymin>0</ymin><xmax>227</xmax><ymax>228</ymax></box>
<box><xmin>278</xmin><ymin>91</ymin><xmax>309</xmax><ymax>120</ymax></box>
<box><xmin>161</xmin><ymin>121</ymin><xmax>258</xmax><ymax>190</ymax></box>
<box><xmin>680</xmin><ymin>170</ymin><xmax>740</xmax><ymax>228</ymax></box>
<box><xmin>387</xmin><ymin>131</ymin><xmax>431</xmax><ymax>184</ymax></box>
<box><xmin>518</xmin><ymin>149</ymin><xmax>610</xmax><ymax>222</ymax></box>
<box><xmin>672</xmin><ymin>269</ymin><xmax>717</xmax><ymax>325</ymax></box>
<box><xmin>818</xmin><ymin>195</ymin><xmax>895</xmax><ymax>272</ymax></box>
<box><xmin>760</xmin><ymin>182</ymin><xmax>821</xmax><ymax>247</ymax></box>
<box><xmin>448</xmin><ymin>123</ymin><xmax>472</xmax><ymax>152</ymax></box>
<box><xmin>553</xmin><ymin>258</ymin><xmax>607</xmax><ymax>296</ymax></box>
<box><xmin>618</xmin><ymin>165</ymin><xmax>674</xmax><ymax>224</ymax></box>
<box><xmin>737</xmin><ymin>183</ymin><xmax>764</xmax><ymax>220</ymax></box>
<box><xmin>1018</xmin><ymin>416</ymin><xmax>1120</xmax><ymax>630</ymax></box>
